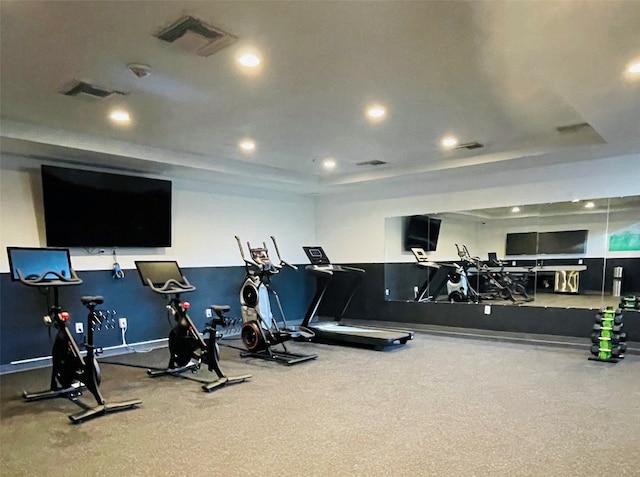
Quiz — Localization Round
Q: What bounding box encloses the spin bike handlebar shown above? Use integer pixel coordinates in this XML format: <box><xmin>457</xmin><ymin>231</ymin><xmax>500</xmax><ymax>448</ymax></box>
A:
<box><xmin>146</xmin><ymin>277</ymin><xmax>196</xmax><ymax>295</ymax></box>
<box><xmin>17</xmin><ymin>269</ymin><xmax>83</xmax><ymax>287</ymax></box>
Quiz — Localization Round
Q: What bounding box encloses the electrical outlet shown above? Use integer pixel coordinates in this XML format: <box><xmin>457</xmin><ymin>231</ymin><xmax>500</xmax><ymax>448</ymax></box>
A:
<box><xmin>205</xmin><ymin>308</ymin><xmax>212</xmax><ymax>318</ymax></box>
<box><xmin>484</xmin><ymin>305</ymin><xmax>492</xmax><ymax>315</ymax></box>
<box><xmin>118</xmin><ymin>317</ymin><xmax>127</xmax><ymax>329</ymax></box>
<box><xmin>75</xmin><ymin>322</ymin><xmax>84</xmax><ymax>334</ymax></box>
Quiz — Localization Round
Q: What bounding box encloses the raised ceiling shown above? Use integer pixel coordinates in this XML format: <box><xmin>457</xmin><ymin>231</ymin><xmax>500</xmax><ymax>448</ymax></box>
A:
<box><xmin>1</xmin><ymin>1</ymin><xmax>639</xmax><ymax>195</ymax></box>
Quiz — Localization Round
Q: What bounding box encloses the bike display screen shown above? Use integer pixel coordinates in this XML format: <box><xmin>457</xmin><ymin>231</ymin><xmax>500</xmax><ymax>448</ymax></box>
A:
<box><xmin>7</xmin><ymin>247</ymin><xmax>72</xmax><ymax>281</ymax></box>
<box><xmin>135</xmin><ymin>261</ymin><xmax>185</xmax><ymax>287</ymax></box>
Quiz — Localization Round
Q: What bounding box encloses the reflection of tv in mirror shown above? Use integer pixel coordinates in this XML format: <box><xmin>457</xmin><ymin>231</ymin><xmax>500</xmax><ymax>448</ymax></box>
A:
<box><xmin>403</xmin><ymin>216</ymin><xmax>441</xmax><ymax>252</ymax></box>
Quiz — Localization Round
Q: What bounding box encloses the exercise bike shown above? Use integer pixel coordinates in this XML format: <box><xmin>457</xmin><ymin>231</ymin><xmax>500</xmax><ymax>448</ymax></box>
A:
<box><xmin>486</xmin><ymin>252</ymin><xmax>533</xmax><ymax>302</ymax></box>
<box><xmin>235</xmin><ymin>235</ymin><xmax>317</xmax><ymax>365</ymax></box>
<box><xmin>135</xmin><ymin>260</ymin><xmax>251</xmax><ymax>392</ymax></box>
<box><xmin>7</xmin><ymin>247</ymin><xmax>141</xmax><ymax>423</ymax></box>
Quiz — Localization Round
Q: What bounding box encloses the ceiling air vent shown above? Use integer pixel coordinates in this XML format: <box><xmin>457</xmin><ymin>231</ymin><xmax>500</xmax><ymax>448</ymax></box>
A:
<box><xmin>61</xmin><ymin>80</ymin><xmax>127</xmax><ymax>100</ymax></box>
<box><xmin>556</xmin><ymin>122</ymin><xmax>590</xmax><ymax>134</ymax></box>
<box><xmin>155</xmin><ymin>16</ymin><xmax>238</xmax><ymax>57</ymax></box>
<box><xmin>356</xmin><ymin>160</ymin><xmax>388</xmax><ymax>166</ymax></box>
<box><xmin>454</xmin><ymin>142</ymin><xmax>484</xmax><ymax>150</ymax></box>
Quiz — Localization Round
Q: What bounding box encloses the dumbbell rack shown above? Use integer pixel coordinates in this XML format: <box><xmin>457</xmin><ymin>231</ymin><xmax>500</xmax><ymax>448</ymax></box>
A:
<box><xmin>619</xmin><ymin>295</ymin><xmax>640</xmax><ymax>311</ymax></box>
<box><xmin>589</xmin><ymin>306</ymin><xmax>627</xmax><ymax>363</ymax></box>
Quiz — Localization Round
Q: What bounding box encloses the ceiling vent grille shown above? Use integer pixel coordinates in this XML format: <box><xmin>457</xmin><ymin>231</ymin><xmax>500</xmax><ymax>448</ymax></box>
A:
<box><xmin>356</xmin><ymin>160</ymin><xmax>388</xmax><ymax>166</ymax></box>
<box><xmin>61</xmin><ymin>80</ymin><xmax>127</xmax><ymax>100</ymax></box>
<box><xmin>454</xmin><ymin>142</ymin><xmax>484</xmax><ymax>150</ymax></box>
<box><xmin>556</xmin><ymin>122</ymin><xmax>590</xmax><ymax>134</ymax></box>
<box><xmin>155</xmin><ymin>16</ymin><xmax>238</xmax><ymax>57</ymax></box>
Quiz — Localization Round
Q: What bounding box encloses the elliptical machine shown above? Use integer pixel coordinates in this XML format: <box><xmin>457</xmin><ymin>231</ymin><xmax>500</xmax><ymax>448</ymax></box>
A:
<box><xmin>455</xmin><ymin>244</ymin><xmax>530</xmax><ymax>303</ymax></box>
<box><xmin>7</xmin><ymin>247</ymin><xmax>141</xmax><ymax>423</ymax></box>
<box><xmin>235</xmin><ymin>235</ymin><xmax>317</xmax><ymax>365</ymax></box>
<box><xmin>135</xmin><ymin>260</ymin><xmax>251</xmax><ymax>392</ymax></box>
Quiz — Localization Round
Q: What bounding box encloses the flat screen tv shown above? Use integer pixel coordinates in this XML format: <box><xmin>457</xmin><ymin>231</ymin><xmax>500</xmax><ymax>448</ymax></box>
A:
<box><xmin>506</xmin><ymin>230</ymin><xmax>588</xmax><ymax>255</ymax></box>
<box><xmin>41</xmin><ymin>165</ymin><xmax>172</xmax><ymax>247</ymax></box>
<box><xmin>403</xmin><ymin>215</ymin><xmax>441</xmax><ymax>252</ymax></box>
<box><xmin>505</xmin><ymin>232</ymin><xmax>538</xmax><ymax>255</ymax></box>
<box><xmin>538</xmin><ymin>230</ymin><xmax>588</xmax><ymax>254</ymax></box>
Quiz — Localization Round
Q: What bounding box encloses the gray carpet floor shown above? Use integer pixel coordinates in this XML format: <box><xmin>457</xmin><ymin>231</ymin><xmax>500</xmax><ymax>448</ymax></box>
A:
<box><xmin>1</xmin><ymin>331</ymin><xmax>639</xmax><ymax>476</ymax></box>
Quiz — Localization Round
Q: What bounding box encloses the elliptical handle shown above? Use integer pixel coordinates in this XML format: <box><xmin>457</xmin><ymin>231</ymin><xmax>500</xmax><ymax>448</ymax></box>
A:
<box><xmin>235</xmin><ymin>235</ymin><xmax>260</xmax><ymax>268</ymax></box>
<box><xmin>271</xmin><ymin>236</ymin><xmax>298</xmax><ymax>271</ymax></box>
<box><xmin>235</xmin><ymin>235</ymin><xmax>246</xmax><ymax>260</ymax></box>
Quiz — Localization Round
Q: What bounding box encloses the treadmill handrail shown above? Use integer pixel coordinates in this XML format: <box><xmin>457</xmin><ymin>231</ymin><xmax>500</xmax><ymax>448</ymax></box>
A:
<box><xmin>336</xmin><ymin>265</ymin><xmax>365</xmax><ymax>274</ymax></box>
<box><xmin>305</xmin><ymin>264</ymin><xmax>334</xmax><ymax>276</ymax></box>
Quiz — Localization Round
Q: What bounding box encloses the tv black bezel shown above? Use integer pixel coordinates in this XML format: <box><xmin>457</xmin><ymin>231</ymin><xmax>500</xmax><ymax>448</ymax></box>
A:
<box><xmin>41</xmin><ymin>165</ymin><xmax>172</xmax><ymax>248</ymax></box>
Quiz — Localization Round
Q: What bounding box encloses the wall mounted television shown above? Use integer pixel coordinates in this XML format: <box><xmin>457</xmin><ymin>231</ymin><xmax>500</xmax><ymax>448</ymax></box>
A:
<box><xmin>505</xmin><ymin>230</ymin><xmax>588</xmax><ymax>255</ymax></box>
<box><xmin>403</xmin><ymin>215</ymin><xmax>441</xmax><ymax>252</ymax></box>
<box><xmin>41</xmin><ymin>165</ymin><xmax>172</xmax><ymax>247</ymax></box>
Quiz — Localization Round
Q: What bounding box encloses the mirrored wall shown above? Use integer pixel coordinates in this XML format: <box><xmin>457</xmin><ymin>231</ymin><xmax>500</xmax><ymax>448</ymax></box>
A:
<box><xmin>384</xmin><ymin>196</ymin><xmax>640</xmax><ymax>310</ymax></box>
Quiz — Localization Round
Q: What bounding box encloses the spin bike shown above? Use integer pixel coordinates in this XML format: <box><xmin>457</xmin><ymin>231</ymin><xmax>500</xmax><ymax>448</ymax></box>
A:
<box><xmin>235</xmin><ymin>235</ymin><xmax>317</xmax><ymax>365</ymax></box>
<box><xmin>7</xmin><ymin>247</ymin><xmax>141</xmax><ymax>423</ymax></box>
<box><xmin>135</xmin><ymin>260</ymin><xmax>251</xmax><ymax>392</ymax></box>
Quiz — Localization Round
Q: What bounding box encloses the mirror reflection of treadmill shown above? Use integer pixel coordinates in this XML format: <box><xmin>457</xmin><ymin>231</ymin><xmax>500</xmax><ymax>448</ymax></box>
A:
<box><xmin>301</xmin><ymin>246</ymin><xmax>413</xmax><ymax>350</ymax></box>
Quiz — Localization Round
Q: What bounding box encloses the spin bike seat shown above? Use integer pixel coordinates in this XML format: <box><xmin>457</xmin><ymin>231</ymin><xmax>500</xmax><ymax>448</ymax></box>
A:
<box><xmin>81</xmin><ymin>295</ymin><xmax>104</xmax><ymax>306</ymax></box>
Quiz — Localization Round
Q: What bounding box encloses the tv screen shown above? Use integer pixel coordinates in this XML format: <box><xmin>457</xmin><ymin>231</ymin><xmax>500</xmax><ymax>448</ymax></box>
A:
<box><xmin>505</xmin><ymin>232</ymin><xmax>538</xmax><ymax>255</ymax></box>
<box><xmin>41</xmin><ymin>165</ymin><xmax>172</xmax><ymax>247</ymax></box>
<box><xmin>403</xmin><ymin>215</ymin><xmax>441</xmax><ymax>252</ymax></box>
<box><xmin>506</xmin><ymin>230</ymin><xmax>588</xmax><ymax>255</ymax></box>
<box><xmin>538</xmin><ymin>230</ymin><xmax>588</xmax><ymax>254</ymax></box>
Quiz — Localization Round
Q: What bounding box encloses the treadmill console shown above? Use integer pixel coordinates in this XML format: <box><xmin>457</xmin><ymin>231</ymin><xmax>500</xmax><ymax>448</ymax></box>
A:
<box><xmin>411</xmin><ymin>247</ymin><xmax>429</xmax><ymax>263</ymax></box>
<box><xmin>411</xmin><ymin>247</ymin><xmax>440</xmax><ymax>269</ymax></box>
<box><xmin>303</xmin><ymin>246</ymin><xmax>332</xmax><ymax>267</ymax></box>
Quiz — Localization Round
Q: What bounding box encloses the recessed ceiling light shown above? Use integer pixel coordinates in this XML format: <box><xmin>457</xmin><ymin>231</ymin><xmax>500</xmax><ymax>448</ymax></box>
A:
<box><xmin>441</xmin><ymin>136</ymin><xmax>458</xmax><ymax>149</ymax></box>
<box><xmin>511</xmin><ymin>206</ymin><xmax>521</xmax><ymax>213</ymax></box>
<box><xmin>628</xmin><ymin>62</ymin><xmax>640</xmax><ymax>74</ymax></box>
<box><xmin>238</xmin><ymin>53</ymin><xmax>261</xmax><ymax>68</ymax></box>
<box><xmin>322</xmin><ymin>158</ymin><xmax>336</xmax><ymax>170</ymax></box>
<box><xmin>239</xmin><ymin>139</ymin><xmax>255</xmax><ymax>152</ymax></box>
<box><xmin>109</xmin><ymin>110</ymin><xmax>131</xmax><ymax>124</ymax></box>
<box><xmin>366</xmin><ymin>105</ymin><xmax>386</xmax><ymax>121</ymax></box>
<box><xmin>584</xmin><ymin>201</ymin><xmax>595</xmax><ymax>209</ymax></box>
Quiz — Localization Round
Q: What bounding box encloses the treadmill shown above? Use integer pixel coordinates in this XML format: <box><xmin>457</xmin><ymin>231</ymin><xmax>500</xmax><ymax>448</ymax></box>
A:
<box><xmin>300</xmin><ymin>246</ymin><xmax>414</xmax><ymax>350</ymax></box>
<box><xmin>411</xmin><ymin>247</ymin><xmax>461</xmax><ymax>302</ymax></box>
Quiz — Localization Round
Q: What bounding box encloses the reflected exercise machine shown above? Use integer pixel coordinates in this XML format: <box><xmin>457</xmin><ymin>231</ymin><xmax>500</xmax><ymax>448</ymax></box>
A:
<box><xmin>7</xmin><ymin>247</ymin><xmax>141</xmax><ymax>423</ymax></box>
<box><xmin>135</xmin><ymin>260</ymin><xmax>251</xmax><ymax>391</ymax></box>
<box><xmin>235</xmin><ymin>236</ymin><xmax>317</xmax><ymax>365</ymax></box>
<box><xmin>301</xmin><ymin>246</ymin><xmax>413</xmax><ymax>350</ymax></box>
<box><xmin>411</xmin><ymin>247</ymin><xmax>471</xmax><ymax>302</ymax></box>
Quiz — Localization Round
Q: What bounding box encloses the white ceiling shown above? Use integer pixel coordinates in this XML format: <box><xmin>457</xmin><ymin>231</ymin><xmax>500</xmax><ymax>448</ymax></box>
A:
<box><xmin>1</xmin><ymin>1</ymin><xmax>639</xmax><ymax>195</ymax></box>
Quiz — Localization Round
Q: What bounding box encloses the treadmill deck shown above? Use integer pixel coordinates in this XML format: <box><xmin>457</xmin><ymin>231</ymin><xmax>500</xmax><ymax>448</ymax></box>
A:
<box><xmin>309</xmin><ymin>321</ymin><xmax>413</xmax><ymax>350</ymax></box>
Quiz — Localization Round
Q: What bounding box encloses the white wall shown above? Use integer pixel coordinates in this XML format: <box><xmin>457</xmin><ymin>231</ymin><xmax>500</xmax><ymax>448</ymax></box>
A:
<box><xmin>317</xmin><ymin>154</ymin><xmax>640</xmax><ymax>263</ymax></box>
<box><xmin>2</xmin><ymin>152</ymin><xmax>639</xmax><ymax>272</ymax></box>
<box><xmin>0</xmin><ymin>154</ymin><xmax>316</xmax><ymax>272</ymax></box>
